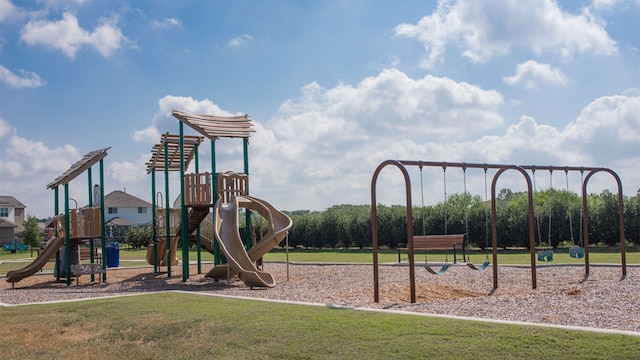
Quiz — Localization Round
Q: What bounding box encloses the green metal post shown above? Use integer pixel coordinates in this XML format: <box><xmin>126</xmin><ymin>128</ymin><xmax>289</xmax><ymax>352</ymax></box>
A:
<box><xmin>99</xmin><ymin>159</ymin><xmax>106</xmax><ymax>282</ymax></box>
<box><xmin>195</xmin><ymin>144</ymin><xmax>202</xmax><ymax>274</ymax></box>
<box><xmin>88</xmin><ymin>167</ymin><xmax>95</xmax><ymax>282</ymax></box>
<box><xmin>64</xmin><ymin>183</ymin><xmax>71</xmax><ymax>286</ymax></box>
<box><xmin>54</xmin><ymin>187</ymin><xmax>60</xmax><ymax>283</ymax></box>
<box><xmin>151</xmin><ymin>169</ymin><xmax>157</xmax><ymax>274</ymax></box>
<box><xmin>164</xmin><ymin>142</ymin><xmax>171</xmax><ymax>277</ymax></box>
<box><xmin>179</xmin><ymin>122</ymin><xmax>189</xmax><ymax>281</ymax></box>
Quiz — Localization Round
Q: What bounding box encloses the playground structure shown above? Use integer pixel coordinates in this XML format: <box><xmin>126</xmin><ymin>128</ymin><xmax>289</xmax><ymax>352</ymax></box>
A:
<box><xmin>145</xmin><ymin>110</ymin><xmax>292</xmax><ymax>287</ymax></box>
<box><xmin>5</xmin><ymin>148</ymin><xmax>109</xmax><ymax>286</ymax></box>
<box><xmin>371</xmin><ymin>160</ymin><xmax>627</xmax><ymax>303</ymax></box>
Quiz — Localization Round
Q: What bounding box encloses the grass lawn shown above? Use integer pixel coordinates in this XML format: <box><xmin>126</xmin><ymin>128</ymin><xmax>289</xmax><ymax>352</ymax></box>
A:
<box><xmin>1</xmin><ymin>292</ymin><xmax>639</xmax><ymax>360</ymax></box>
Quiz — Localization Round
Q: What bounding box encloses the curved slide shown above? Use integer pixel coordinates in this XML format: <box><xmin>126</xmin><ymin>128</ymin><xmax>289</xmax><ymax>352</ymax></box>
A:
<box><xmin>5</xmin><ymin>236</ymin><xmax>65</xmax><ymax>283</ymax></box>
<box><xmin>206</xmin><ymin>195</ymin><xmax>292</xmax><ymax>288</ymax></box>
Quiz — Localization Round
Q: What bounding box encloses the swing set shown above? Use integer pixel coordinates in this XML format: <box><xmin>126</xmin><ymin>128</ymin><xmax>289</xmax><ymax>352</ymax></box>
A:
<box><xmin>414</xmin><ymin>163</ymin><xmax>488</xmax><ymax>275</ymax></box>
<box><xmin>532</xmin><ymin>167</ymin><xmax>586</xmax><ymax>262</ymax></box>
<box><xmin>371</xmin><ymin>159</ymin><xmax>627</xmax><ymax>304</ymax></box>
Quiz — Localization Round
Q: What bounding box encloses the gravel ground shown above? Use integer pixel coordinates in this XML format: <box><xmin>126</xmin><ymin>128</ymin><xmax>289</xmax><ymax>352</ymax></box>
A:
<box><xmin>2</xmin><ymin>262</ymin><xmax>639</xmax><ymax>334</ymax></box>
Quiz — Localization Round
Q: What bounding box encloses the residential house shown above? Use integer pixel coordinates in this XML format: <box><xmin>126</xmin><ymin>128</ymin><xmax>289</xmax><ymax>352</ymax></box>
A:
<box><xmin>0</xmin><ymin>196</ymin><xmax>26</xmax><ymax>245</ymax></box>
<box><xmin>103</xmin><ymin>190</ymin><xmax>152</xmax><ymax>225</ymax></box>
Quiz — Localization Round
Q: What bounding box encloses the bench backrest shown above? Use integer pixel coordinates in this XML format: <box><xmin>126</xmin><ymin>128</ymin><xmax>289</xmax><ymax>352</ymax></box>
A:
<box><xmin>79</xmin><ymin>248</ymin><xmax>100</xmax><ymax>259</ymax></box>
<box><xmin>412</xmin><ymin>234</ymin><xmax>465</xmax><ymax>250</ymax></box>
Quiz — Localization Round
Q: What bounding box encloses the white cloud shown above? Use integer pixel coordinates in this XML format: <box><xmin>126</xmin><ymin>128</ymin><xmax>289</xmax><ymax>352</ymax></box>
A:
<box><xmin>151</xmin><ymin>18</ymin><xmax>181</xmax><ymax>29</ymax></box>
<box><xmin>109</xmin><ymin>159</ymin><xmax>145</xmax><ymax>185</ymax></box>
<box><xmin>0</xmin><ymin>117</ymin><xmax>13</xmax><ymax>138</ymax></box>
<box><xmin>0</xmin><ymin>64</ymin><xmax>46</xmax><ymax>88</ymax></box>
<box><xmin>246</xmin><ymin>68</ymin><xmax>506</xmax><ymax>209</ymax></box>
<box><xmin>564</xmin><ymin>92</ymin><xmax>640</xmax><ymax>145</ymax></box>
<box><xmin>227</xmin><ymin>34</ymin><xmax>253</xmax><ymax>47</ymax></box>
<box><xmin>0</xmin><ymin>0</ymin><xmax>18</xmax><ymax>23</ymax></box>
<box><xmin>591</xmin><ymin>0</ymin><xmax>624</xmax><ymax>9</ymax></box>
<box><xmin>0</xmin><ymin>119</ymin><xmax>83</xmax><ymax>217</ymax></box>
<box><xmin>20</xmin><ymin>12</ymin><xmax>129</xmax><ymax>58</ymax></box>
<box><xmin>395</xmin><ymin>0</ymin><xmax>617</xmax><ymax>68</ymax></box>
<box><xmin>274</xmin><ymin>69</ymin><xmax>504</xmax><ymax>140</ymax></box>
<box><xmin>132</xmin><ymin>95</ymin><xmax>241</xmax><ymax>144</ymax></box>
<box><xmin>503</xmin><ymin>60</ymin><xmax>568</xmax><ymax>89</ymax></box>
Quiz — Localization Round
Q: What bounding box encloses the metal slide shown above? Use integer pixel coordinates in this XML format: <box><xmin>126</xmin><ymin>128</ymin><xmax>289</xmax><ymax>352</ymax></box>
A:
<box><xmin>5</xmin><ymin>236</ymin><xmax>65</xmax><ymax>283</ymax></box>
<box><xmin>207</xmin><ymin>195</ymin><xmax>292</xmax><ymax>288</ymax></box>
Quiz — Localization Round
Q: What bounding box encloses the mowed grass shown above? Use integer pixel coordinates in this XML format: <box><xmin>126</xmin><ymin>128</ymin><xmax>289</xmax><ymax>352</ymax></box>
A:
<box><xmin>1</xmin><ymin>247</ymin><xmax>638</xmax><ymax>275</ymax></box>
<box><xmin>1</xmin><ymin>292</ymin><xmax>639</xmax><ymax>360</ymax></box>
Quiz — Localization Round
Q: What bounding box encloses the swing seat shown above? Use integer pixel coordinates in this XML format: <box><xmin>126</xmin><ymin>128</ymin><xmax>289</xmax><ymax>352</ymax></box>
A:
<box><xmin>537</xmin><ymin>250</ymin><xmax>553</xmax><ymax>262</ymax></box>
<box><xmin>569</xmin><ymin>247</ymin><xmax>585</xmax><ymax>259</ymax></box>
<box><xmin>467</xmin><ymin>260</ymin><xmax>490</xmax><ymax>271</ymax></box>
<box><xmin>424</xmin><ymin>263</ymin><xmax>450</xmax><ymax>275</ymax></box>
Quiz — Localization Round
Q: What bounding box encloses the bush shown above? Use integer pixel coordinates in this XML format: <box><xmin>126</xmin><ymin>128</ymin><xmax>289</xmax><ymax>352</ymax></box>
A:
<box><xmin>126</xmin><ymin>227</ymin><xmax>152</xmax><ymax>249</ymax></box>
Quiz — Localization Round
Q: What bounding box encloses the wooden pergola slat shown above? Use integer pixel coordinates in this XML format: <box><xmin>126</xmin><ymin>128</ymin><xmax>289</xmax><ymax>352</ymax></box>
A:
<box><xmin>47</xmin><ymin>147</ymin><xmax>111</xmax><ymax>189</ymax></box>
<box><xmin>172</xmin><ymin>109</ymin><xmax>255</xmax><ymax>140</ymax></box>
<box><xmin>146</xmin><ymin>133</ymin><xmax>204</xmax><ymax>174</ymax></box>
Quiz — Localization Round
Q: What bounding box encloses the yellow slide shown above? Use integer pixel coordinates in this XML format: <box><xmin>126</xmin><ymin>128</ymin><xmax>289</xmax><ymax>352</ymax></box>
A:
<box><xmin>5</xmin><ymin>236</ymin><xmax>65</xmax><ymax>283</ymax></box>
<box><xmin>206</xmin><ymin>195</ymin><xmax>292</xmax><ymax>287</ymax></box>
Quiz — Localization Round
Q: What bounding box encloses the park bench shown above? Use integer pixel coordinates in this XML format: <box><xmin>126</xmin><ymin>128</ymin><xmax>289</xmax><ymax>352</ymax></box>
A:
<box><xmin>397</xmin><ymin>234</ymin><xmax>467</xmax><ymax>264</ymax></box>
<box><xmin>37</xmin><ymin>246</ymin><xmax>101</xmax><ymax>264</ymax></box>
<box><xmin>79</xmin><ymin>247</ymin><xmax>102</xmax><ymax>264</ymax></box>
<box><xmin>70</xmin><ymin>264</ymin><xmax>106</xmax><ymax>285</ymax></box>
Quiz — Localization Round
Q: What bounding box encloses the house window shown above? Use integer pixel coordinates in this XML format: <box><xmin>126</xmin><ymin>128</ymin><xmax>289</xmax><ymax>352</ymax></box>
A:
<box><xmin>0</xmin><ymin>208</ymin><xmax>8</xmax><ymax>217</ymax></box>
<box><xmin>138</xmin><ymin>207</ymin><xmax>147</xmax><ymax>214</ymax></box>
<box><xmin>108</xmin><ymin>207</ymin><xmax>118</xmax><ymax>214</ymax></box>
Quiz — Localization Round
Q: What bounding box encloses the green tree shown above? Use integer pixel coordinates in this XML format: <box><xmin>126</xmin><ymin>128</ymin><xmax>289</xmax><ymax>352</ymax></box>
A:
<box><xmin>23</xmin><ymin>215</ymin><xmax>42</xmax><ymax>256</ymax></box>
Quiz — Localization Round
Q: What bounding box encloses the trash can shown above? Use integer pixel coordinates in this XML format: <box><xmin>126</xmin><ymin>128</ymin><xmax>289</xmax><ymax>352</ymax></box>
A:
<box><xmin>105</xmin><ymin>242</ymin><xmax>120</xmax><ymax>268</ymax></box>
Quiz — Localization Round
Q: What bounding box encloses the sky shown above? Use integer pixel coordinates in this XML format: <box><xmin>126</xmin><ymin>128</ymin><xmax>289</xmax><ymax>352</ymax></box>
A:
<box><xmin>0</xmin><ymin>0</ymin><xmax>639</xmax><ymax>219</ymax></box>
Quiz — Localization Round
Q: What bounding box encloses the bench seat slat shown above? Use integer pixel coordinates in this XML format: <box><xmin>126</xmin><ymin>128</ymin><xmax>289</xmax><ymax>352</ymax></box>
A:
<box><xmin>397</xmin><ymin>234</ymin><xmax>466</xmax><ymax>263</ymax></box>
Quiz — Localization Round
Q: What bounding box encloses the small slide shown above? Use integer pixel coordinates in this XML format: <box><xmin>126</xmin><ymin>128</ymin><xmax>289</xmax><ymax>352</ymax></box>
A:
<box><xmin>5</xmin><ymin>236</ymin><xmax>65</xmax><ymax>283</ymax></box>
<box><xmin>146</xmin><ymin>207</ymin><xmax>210</xmax><ymax>267</ymax></box>
<box><xmin>207</xmin><ymin>195</ymin><xmax>292</xmax><ymax>288</ymax></box>
<box><xmin>145</xmin><ymin>237</ymin><xmax>179</xmax><ymax>267</ymax></box>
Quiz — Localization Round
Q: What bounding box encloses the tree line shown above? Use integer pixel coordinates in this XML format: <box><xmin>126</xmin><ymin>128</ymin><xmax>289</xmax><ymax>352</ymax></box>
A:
<box><xmin>280</xmin><ymin>188</ymin><xmax>640</xmax><ymax>250</ymax></box>
<box><xmin>20</xmin><ymin>187</ymin><xmax>639</xmax><ymax>253</ymax></box>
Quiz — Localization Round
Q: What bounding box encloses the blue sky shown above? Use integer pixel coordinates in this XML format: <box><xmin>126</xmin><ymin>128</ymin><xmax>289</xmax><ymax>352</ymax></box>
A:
<box><xmin>1</xmin><ymin>0</ymin><xmax>639</xmax><ymax>218</ymax></box>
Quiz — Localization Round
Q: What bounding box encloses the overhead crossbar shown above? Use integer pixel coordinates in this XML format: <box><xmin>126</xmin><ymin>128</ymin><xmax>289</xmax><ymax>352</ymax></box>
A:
<box><xmin>405</xmin><ymin>160</ymin><xmax>606</xmax><ymax>173</ymax></box>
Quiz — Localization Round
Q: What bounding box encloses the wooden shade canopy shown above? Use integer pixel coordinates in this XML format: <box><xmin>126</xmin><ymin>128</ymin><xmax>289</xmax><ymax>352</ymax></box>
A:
<box><xmin>146</xmin><ymin>133</ymin><xmax>204</xmax><ymax>174</ymax></box>
<box><xmin>47</xmin><ymin>147</ymin><xmax>111</xmax><ymax>189</ymax></box>
<box><xmin>172</xmin><ymin>109</ymin><xmax>255</xmax><ymax>140</ymax></box>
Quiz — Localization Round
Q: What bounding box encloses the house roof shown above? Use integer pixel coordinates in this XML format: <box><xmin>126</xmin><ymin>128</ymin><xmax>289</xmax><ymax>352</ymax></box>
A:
<box><xmin>104</xmin><ymin>190</ymin><xmax>152</xmax><ymax>208</ymax></box>
<box><xmin>0</xmin><ymin>196</ymin><xmax>26</xmax><ymax>209</ymax></box>
<box><xmin>106</xmin><ymin>217</ymin><xmax>136</xmax><ymax>227</ymax></box>
<box><xmin>0</xmin><ymin>218</ymin><xmax>17</xmax><ymax>228</ymax></box>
